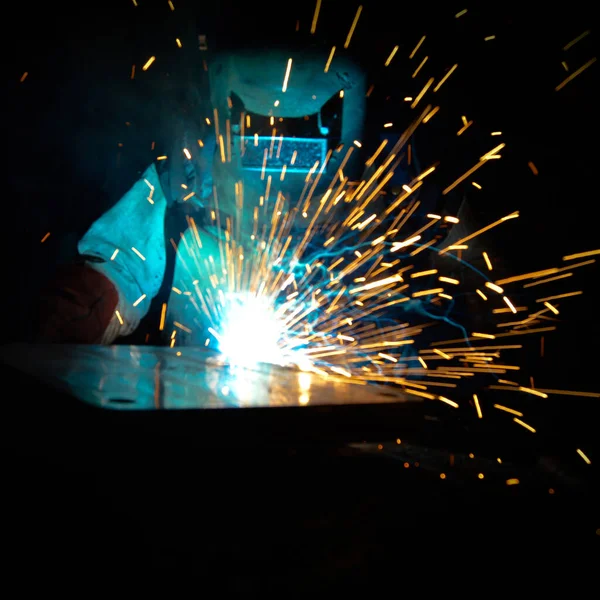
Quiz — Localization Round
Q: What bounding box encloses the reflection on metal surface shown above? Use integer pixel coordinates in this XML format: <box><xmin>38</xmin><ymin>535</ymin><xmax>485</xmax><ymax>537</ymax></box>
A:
<box><xmin>298</xmin><ymin>371</ymin><xmax>312</xmax><ymax>405</ymax></box>
<box><xmin>0</xmin><ymin>344</ymin><xmax>417</xmax><ymax>411</ymax></box>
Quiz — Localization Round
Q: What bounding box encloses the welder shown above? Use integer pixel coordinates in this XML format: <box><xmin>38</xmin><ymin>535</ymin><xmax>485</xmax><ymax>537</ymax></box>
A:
<box><xmin>37</xmin><ymin>46</ymin><xmax>368</xmax><ymax>345</ymax></box>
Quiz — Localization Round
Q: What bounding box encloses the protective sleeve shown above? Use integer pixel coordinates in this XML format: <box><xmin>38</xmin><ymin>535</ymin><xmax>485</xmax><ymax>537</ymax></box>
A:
<box><xmin>76</xmin><ymin>163</ymin><xmax>168</xmax><ymax>341</ymax></box>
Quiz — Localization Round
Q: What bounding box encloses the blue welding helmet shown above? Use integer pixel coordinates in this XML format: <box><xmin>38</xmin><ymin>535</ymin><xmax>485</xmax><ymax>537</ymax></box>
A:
<box><xmin>206</xmin><ymin>47</ymin><xmax>366</xmax><ymax>235</ymax></box>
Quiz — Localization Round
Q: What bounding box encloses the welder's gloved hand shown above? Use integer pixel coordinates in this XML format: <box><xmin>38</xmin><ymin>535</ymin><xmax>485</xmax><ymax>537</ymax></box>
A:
<box><xmin>37</xmin><ymin>263</ymin><xmax>120</xmax><ymax>344</ymax></box>
<box><xmin>156</xmin><ymin>124</ymin><xmax>215</xmax><ymax>212</ymax></box>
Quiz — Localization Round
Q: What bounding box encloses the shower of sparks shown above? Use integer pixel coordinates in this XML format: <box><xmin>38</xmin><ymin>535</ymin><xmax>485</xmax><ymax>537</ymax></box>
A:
<box><xmin>166</xmin><ymin>52</ymin><xmax>595</xmax><ymax>394</ymax></box>
<box><xmin>163</xmin><ymin>74</ymin><xmax>597</xmax><ymax>439</ymax></box>
<box><xmin>28</xmin><ymin>3</ymin><xmax>597</xmax><ymax>469</ymax></box>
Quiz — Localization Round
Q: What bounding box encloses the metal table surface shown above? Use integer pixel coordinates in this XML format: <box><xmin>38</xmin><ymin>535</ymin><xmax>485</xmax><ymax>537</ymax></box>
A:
<box><xmin>0</xmin><ymin>343</ymin><xmax>418</xmax><ymax>411</ymax></box>
<box><xmin>0</xmin><ymin>344</ymin><xmax>592</xmax><ymax>492</ymax></box>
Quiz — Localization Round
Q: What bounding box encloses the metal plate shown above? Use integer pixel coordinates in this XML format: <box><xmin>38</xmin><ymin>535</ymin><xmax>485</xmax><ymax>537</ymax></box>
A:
<box><xmin>0</xmin><ymin>344</ymin><xmax>418</xmax><ymax>411</ymax></box>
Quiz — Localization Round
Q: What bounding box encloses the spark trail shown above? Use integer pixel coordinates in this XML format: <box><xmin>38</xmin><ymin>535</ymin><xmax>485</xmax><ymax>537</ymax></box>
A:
<box><xmin>117</xmin><ymin>3</ymin><xmax>597</xmax><ymax>463</ymax></box>
<box><xmin>169</xmin><ymin>105</ymin><xmax>597</xmax><ymax>413</ymax></box>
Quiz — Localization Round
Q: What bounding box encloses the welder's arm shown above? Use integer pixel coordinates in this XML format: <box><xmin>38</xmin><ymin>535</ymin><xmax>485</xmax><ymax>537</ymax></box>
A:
<box><xmin>38</xmin><ymin>164</ymin><xmax>168</xmax><ymax>344</ymax></box>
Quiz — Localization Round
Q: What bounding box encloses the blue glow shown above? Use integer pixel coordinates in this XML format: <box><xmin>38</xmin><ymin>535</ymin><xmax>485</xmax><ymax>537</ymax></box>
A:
<box><xmin>214</xmin><ymin>292</ymin><xmax>309</xmax><ymax>370</ymax></box>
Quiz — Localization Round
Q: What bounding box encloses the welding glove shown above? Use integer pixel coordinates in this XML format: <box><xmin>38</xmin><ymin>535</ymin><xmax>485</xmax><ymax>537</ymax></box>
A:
<box><xmin>38</xmin><ymin>121</ymin><xmax>216</xmax><ymax>344</ymax></box>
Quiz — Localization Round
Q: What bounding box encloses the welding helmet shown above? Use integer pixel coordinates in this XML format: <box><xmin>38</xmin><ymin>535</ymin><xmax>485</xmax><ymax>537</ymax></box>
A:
<box><xmin>205</xmin><ymin>46</ymin><xmax>366</xmax><ymax>236</ymax></box>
